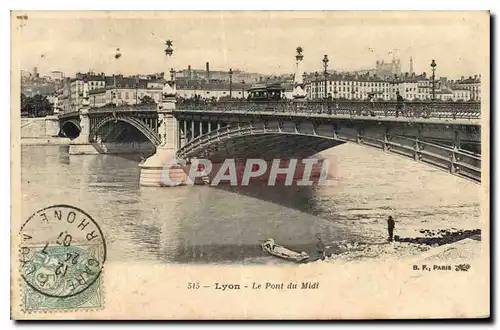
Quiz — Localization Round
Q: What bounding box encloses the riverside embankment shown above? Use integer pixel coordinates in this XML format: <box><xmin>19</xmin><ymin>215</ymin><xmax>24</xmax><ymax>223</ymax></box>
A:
<box><xmin>20</xmin><ymin>117</ymin><xmax>70</xmax><ymax>146</ymax></box>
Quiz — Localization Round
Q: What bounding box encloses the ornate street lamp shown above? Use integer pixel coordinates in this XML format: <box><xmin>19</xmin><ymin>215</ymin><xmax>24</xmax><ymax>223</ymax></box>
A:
<box><xmin>242</xmin><ymin>80</ymin><xmax>245</xmax><ymax>99</ymax></box>
<box><xmin>164</xmin><ymin>39</ymin><xmax>174</xmax><ymax>57</ymax></box>
<box><xmin>314</xmin><ymin>71</ymin><xmax>319</xmax><ymax>100</ymax></box>
<box><xmin>322</xmin><ymin>54</ymin><xmax>329</xmax><ymax>100</ymax></box>
<box><xmin>229</xmin><ymin>68</ymin><xmax>233</xmax><ymax>98</ymax></box>
<box><xmin>162</xmin><ymin>39</ymin><xmax>176</xmax><ymax>99</ymax></box>
<box><xmin>430</xmin><ymin>59</ymin><xmax>437</xmax><ymax>101</ymax></box>
<box><xmin>164</xmin><ymin>40</ymin><xmax>174</xmax><ymax>82</ymax></box>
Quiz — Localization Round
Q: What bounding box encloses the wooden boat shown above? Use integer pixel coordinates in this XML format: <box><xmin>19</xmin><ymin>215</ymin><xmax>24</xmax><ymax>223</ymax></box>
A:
<box><xmin>261</xmin><ymin>239</ymin><xmax>309</xmax><ymax>263</ymax></box>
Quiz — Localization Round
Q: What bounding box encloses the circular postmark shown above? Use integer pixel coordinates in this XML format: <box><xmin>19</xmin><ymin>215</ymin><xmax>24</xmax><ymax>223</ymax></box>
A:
<box><xmin>19</xmin><ymin>205</ymin><xmax>106</xmax><ymax>299</ymax></box>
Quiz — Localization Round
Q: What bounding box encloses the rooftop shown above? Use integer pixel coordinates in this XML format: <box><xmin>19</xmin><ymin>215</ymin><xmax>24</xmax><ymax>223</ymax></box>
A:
<box><xmin>306</xmin><ymin>71</ymin><xmax>430</xmax><ymax>83</ymax></box>
<box><xmin>458</xmin><ymin>77</ymin><xmax>481</xmax><ymax>84</ymax></box>
<box><xmin>176</xmin><ymin>80</ymin><xmax>247</xmax><ymax>91</ymax></box>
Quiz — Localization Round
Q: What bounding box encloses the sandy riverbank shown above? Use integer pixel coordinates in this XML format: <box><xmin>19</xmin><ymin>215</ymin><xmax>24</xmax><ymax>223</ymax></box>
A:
<box><xmin>21</xmin><ymin>137</ymin><xmax>71</xmax><ymax>146</ymax></box>
<box><xmin>322</xmin><ymin>229</ymin><xmax>482</xmax><ymax>264</ymax></box>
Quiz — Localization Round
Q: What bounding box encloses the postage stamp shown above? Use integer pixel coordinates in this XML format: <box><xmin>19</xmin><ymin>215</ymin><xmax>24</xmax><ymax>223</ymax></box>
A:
<box><xmin>19</xmin><ymin>205</ymin><xmax>106</xmax><ymax>312</ymax></box>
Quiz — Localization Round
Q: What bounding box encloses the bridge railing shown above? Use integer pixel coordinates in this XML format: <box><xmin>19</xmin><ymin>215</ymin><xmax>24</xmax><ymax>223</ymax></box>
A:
<box><xmin>58</xmin><ymin>111</ymin><xmax>80</xmax><ymax>119</ymax></box>
<box><xmin>176</xmin><ymin>100</ymin><xmax>481</xmax><ymax>120</ymax></box>
<box><xmin>89</xmin><ymin>104</ymin><xmax>158</xmax><ymax>113</ymax></box>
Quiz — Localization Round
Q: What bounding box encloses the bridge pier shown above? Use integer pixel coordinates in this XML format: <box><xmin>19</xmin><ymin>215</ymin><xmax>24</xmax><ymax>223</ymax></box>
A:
<box><xmin>68</xmin><ymin>110</ymin><xmax>99</xmax><ymax>155</ymax></box>
<box><xmin>139</xmin><ymin>97</ymin><xmax>188</xmax><ymax>187</ymax></box>
<box><xmin>69</xmin><ymin>83</ymin><xmax>99</xmax><ymax>155</ymax></box>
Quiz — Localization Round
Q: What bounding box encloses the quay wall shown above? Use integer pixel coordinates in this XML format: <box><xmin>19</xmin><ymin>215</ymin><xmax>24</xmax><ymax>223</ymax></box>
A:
<box><xmin>21</xmin><ymin>116</ymin><xmax>60</xmax><ymax>138</ymax></box>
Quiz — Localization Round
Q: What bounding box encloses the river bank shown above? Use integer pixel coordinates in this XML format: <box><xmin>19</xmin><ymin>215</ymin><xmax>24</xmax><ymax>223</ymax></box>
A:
<box><xmin>21</xmin><ymin>137</ymin><xmax>71</xmax><ymax>146</ymax></box>
<box><xmin>322</xmin><ymin>228</ymin><xmax>482</xmax><ymax>263</ymax></box>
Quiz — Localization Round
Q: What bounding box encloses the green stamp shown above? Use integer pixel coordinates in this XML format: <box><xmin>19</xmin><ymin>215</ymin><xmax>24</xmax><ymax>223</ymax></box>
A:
<box><xmin>19</xmin><ymin>205</ymin><xmax>107</xmax><ymax>313</ymax></box>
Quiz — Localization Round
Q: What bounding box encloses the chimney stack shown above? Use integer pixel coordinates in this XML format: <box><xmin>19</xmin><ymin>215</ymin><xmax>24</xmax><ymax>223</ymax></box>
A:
<box><xmin>206</xmin><ymin>62</ymin><xmax>210</xmax><ymax>81</ymax></box>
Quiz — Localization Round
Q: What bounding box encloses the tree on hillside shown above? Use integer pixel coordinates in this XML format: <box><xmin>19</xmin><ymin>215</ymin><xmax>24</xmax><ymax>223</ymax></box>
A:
<box><xmin>20</xmin><ymin>94</ymin><xmax>53</xmax><ymax>117</ymax></box>
<box><xmin>21</xmin><ymin>93</ymin><xmax>27</xmax><ymax>111</ymax></box>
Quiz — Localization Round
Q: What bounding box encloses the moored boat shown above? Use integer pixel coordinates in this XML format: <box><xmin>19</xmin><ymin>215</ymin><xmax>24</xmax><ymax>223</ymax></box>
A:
<box><xmin>261</xmin><ymin>239</ymin><xmax>309</xmax><ymax>263</ymax></box>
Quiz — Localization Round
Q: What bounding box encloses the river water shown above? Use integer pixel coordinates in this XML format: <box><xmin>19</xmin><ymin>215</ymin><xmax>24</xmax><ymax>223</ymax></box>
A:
<box><xmin>21</xmin><ymin>145</ymin><xmax>480</xmax><ymax>265</ymax></box>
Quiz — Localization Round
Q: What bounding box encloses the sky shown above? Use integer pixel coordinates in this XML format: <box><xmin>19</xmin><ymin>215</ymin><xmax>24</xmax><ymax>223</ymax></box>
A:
<box><xmin>12</xmin><ymin>11</ymin><xmax>489</xmax><ymax>79</ymax></box>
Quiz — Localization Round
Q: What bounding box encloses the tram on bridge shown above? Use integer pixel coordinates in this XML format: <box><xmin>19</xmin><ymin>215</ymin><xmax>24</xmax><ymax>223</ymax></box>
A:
<box><xmin>246</xmin><ymin>83</ymin><xmax>287</xmax><ymax>102</ymax></box>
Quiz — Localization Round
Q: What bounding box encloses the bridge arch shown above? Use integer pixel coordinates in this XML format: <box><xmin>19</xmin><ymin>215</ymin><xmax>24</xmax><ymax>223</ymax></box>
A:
<box><xmin>89</xmin><ymin>115</ymin><xmax>162</xmax><ymax>146</ymax></box>
<box><xmin>178</xmin><ymin>126</ymin><xmax>343</xmax><ymax>161</ymax></box>
<box><xmin>177</xmin><ymin>124</ymin><xmax>481</xmax><ymax>183</ymax></box>
<box><xmin>60</xmin><ymin>119</ymin><xmax>81</xmax><ymax>139</ymax></box>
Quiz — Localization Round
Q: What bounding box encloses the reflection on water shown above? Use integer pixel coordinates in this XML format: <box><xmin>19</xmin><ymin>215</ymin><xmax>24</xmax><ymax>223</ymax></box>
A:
<box><xmin>21</xmin><ymin>145</ymin><xmax>480</xmax><ymax>264</ymax></box>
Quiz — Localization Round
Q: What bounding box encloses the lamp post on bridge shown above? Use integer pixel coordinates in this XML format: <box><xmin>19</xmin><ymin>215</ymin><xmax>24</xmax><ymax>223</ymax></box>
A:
<box><xmin>314</xmin><ymin>71</ymin><xmax>319</xmax><ymax>100</ymax></box>
<box><xmin>139</xmin><ymin>38</ymin><xmax>184</xmax><ymax>187</ymax></box>
<box><xmin>161</xmin><ymin>39</ymin><xmax>176</xmax><ymax>100</ymax></box>
<box><xmin>170</xmin><ymin>68</ymin><xmax>175</xmax><ymax>92</ymax></box>
<box><xmin>242</xmin><ymin>80</ymin><xmax>245</xmax><ymax>99</ymax></box>
<box><xmin>229</xmin><ymin>68</ymin><xmax>233</xmax><ymax>98</ymax></box>
<box><xmin>322</xmin><ymin>54</ymin><xmax>329</xmax><ymax>100</ymax></box>
<box><xmin>292</xmin><ymin>46</ymin><xmax>307</xmax><ymax>105</ymax></box>
<box><xmin>302</xmin><ymin>72</ymin><xmax>307</xmax><ymax>97</ymax></box>
<box><xmin>431</xmin><ymin>59</ymin><xmax>437</xmax><ymax>101</ymax></box>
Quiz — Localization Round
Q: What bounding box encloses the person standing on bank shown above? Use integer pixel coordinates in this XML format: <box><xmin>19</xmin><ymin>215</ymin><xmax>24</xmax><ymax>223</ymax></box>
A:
<box><xmin>316</xmin><ymin>236</ymin><xmax>326</xmax><ymax>260</ymax></box>
<box><xmin>387</xmin><ymin>216</ymin><xmax>396</xmax><ymax>242</ymax></box>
